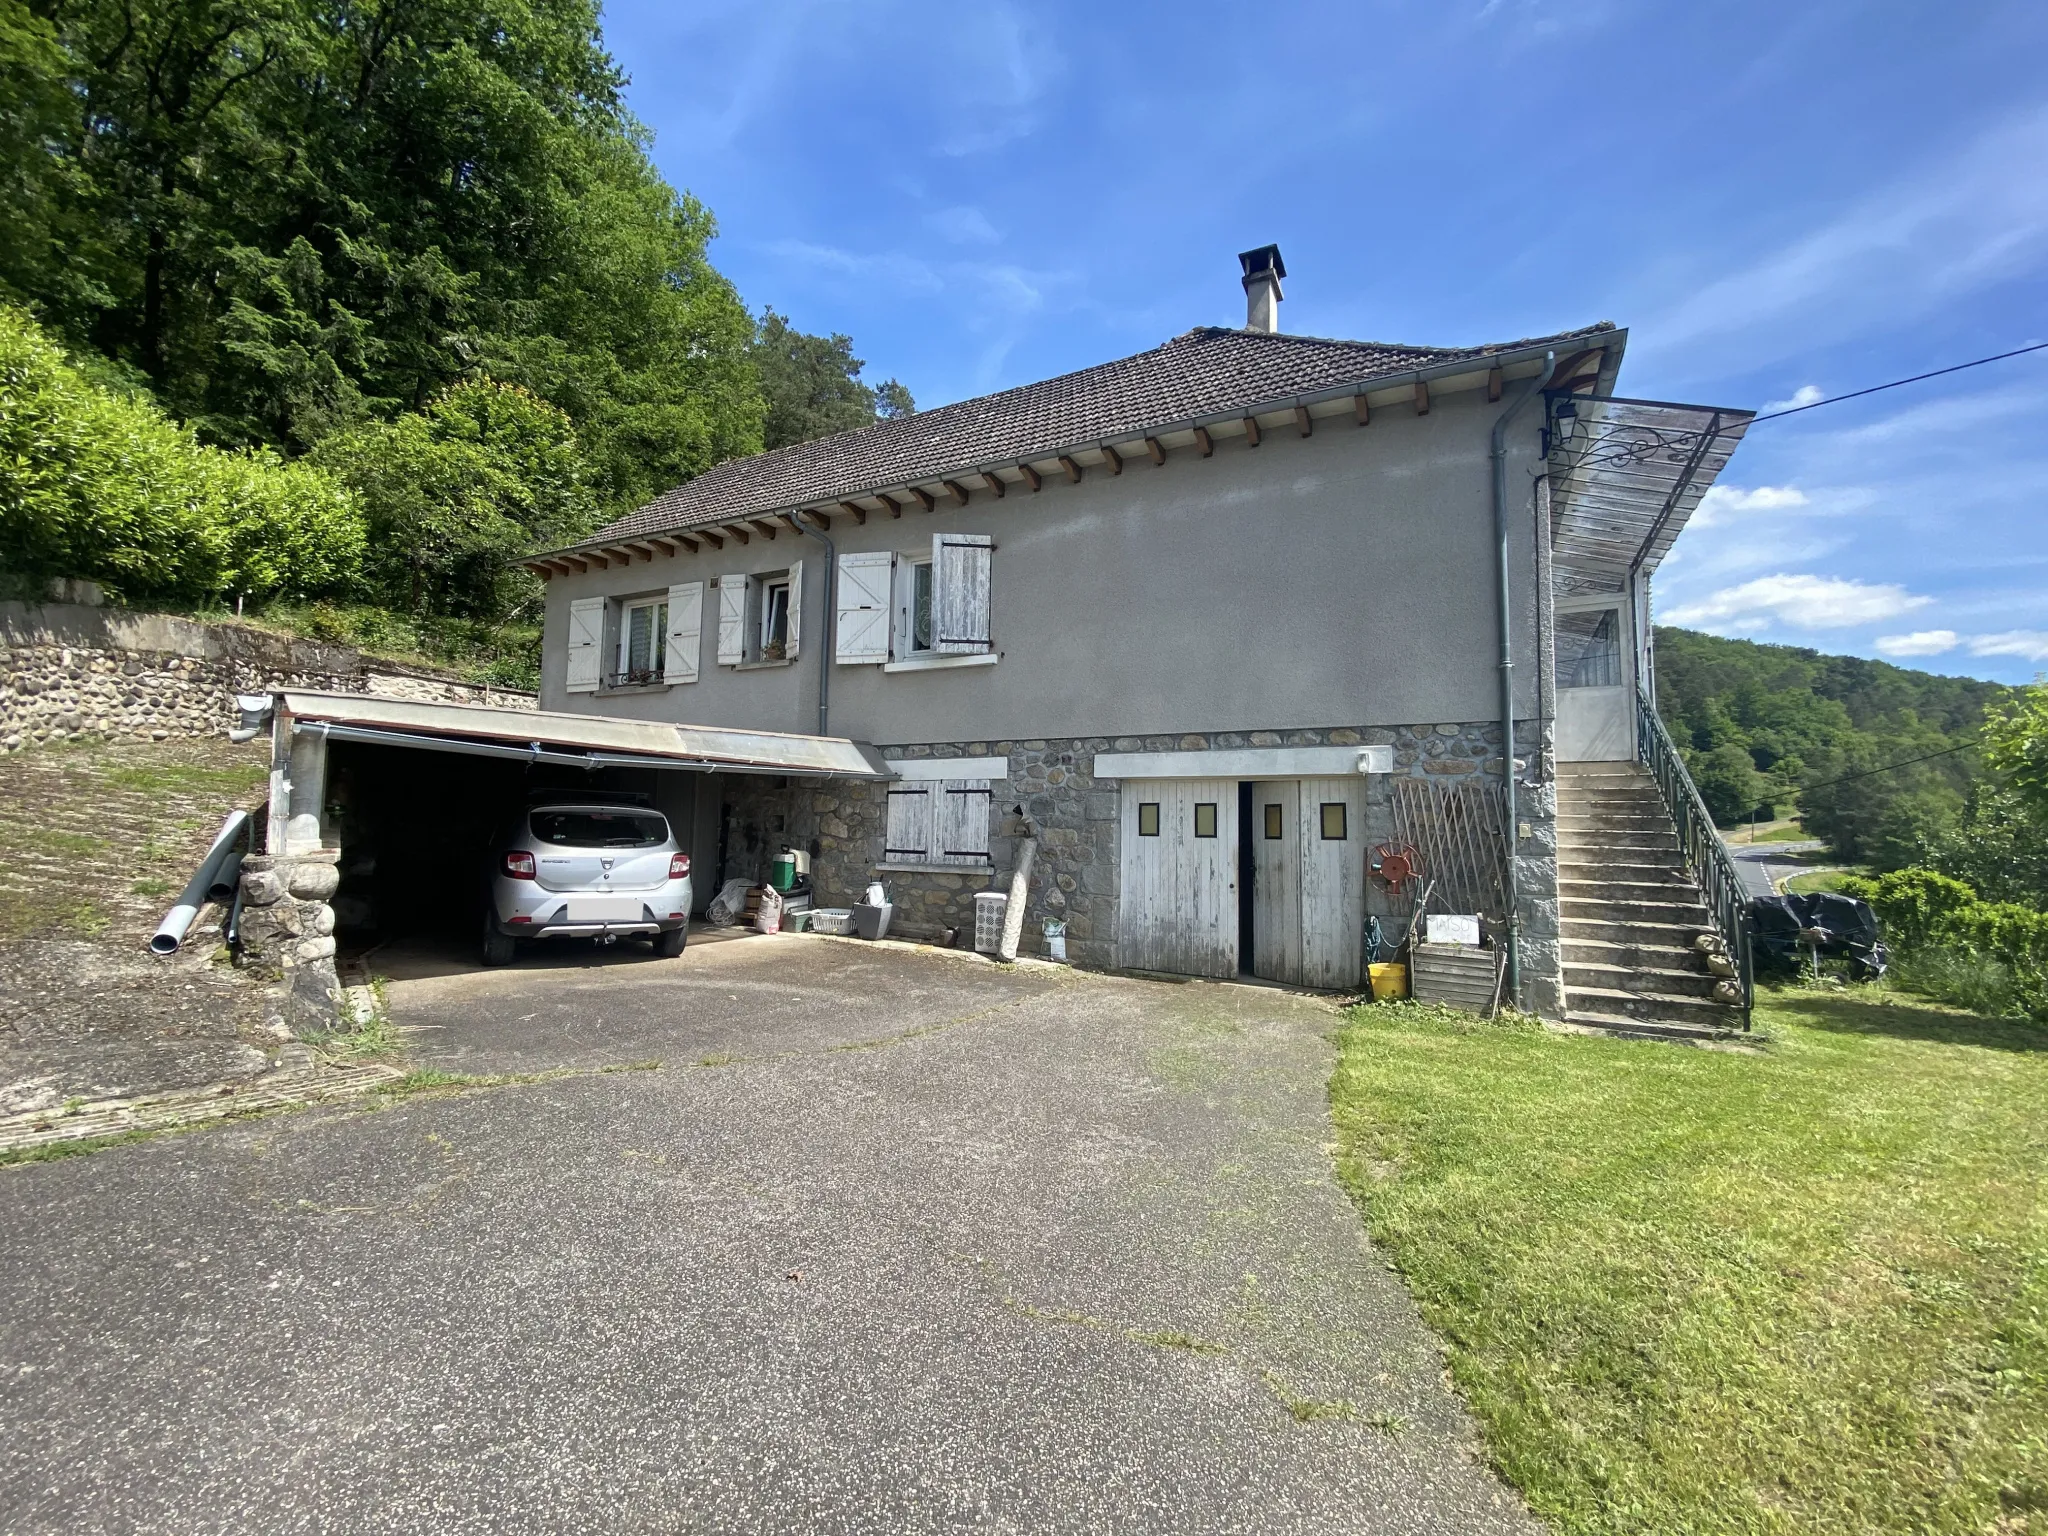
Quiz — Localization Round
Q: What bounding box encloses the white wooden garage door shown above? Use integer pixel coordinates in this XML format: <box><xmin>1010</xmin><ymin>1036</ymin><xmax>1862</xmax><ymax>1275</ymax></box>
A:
<box><xmin>1250</xmin><ymin>777</ymin><xmax>1368</xmax><ymax>990</ymax></box>
<box><xmin>1116</xmin><ymin>778</ymin><xmax>1238</xmax><ymax>978</ymax></box>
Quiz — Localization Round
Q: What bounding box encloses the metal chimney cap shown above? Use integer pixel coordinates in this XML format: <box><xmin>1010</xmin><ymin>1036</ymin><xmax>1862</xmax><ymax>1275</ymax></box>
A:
<box><xmin>1237</xmin><ymin>244</ymin><xmax>1286</xmax><ymax>282</ymax></box>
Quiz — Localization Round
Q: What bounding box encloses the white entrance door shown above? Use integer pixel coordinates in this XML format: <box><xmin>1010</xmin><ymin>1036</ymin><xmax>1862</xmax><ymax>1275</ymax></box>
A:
<box><xmin>1556</xmin><ymin>603</ymin><xmax>1633</xmax><ymax>762</ymax></box>
<box><xmin>1117</xmin><ymin>779</ymin><xmax>1238</xmax><ymax>978</ymax></box>
<box><xmin>1250</xmin><ymin>777</ymin><xmax>1368</xmax><ymax>989</ymax></box>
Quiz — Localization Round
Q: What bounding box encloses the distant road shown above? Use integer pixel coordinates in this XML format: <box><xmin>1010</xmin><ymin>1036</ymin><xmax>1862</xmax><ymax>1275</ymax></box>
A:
<box><xmin>1724</xmin><ymin>838</ymin><xmax>1826</xmax><ymax>899</ymax></box>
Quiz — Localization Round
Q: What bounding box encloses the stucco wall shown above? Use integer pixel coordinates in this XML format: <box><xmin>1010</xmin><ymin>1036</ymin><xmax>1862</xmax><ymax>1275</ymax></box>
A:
<box><xmin>535</xmin><ymin>383</ymin><xmax>1549</xmax><ymax>747</ymax></box>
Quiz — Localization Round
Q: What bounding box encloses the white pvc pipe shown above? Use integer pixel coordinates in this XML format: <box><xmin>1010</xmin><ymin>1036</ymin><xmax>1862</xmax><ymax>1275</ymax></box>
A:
<box><xmin>150</xmin><ymin>811</ymin><xmax>250</xmax><ymax>956</ymax></box>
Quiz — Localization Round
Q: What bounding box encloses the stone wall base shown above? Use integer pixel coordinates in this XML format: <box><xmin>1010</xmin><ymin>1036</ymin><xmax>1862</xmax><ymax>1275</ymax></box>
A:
<box><xmin>235</xmin><ymin>850</ymin><xmax>343</xmax><ymax>1034</ymax></box>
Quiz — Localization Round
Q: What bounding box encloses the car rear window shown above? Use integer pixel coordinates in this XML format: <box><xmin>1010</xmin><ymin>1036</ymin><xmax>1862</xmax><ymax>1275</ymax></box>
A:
<box><xmin>529</xmin><ymin>810</ymin><xmax>669</xmax><ymax>848</ymax></box>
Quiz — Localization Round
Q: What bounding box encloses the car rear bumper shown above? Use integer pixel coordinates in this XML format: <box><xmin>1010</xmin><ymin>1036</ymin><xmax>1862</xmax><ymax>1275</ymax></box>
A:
<box><xmin>490</xmin><ymin>877</ymin><xmax>692</xmax><ymax>939</ymax></box>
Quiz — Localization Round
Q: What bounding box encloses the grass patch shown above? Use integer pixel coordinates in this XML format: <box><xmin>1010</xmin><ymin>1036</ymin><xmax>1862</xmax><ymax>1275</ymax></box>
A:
<box><xmin>1784</xmin><ymin>868</ymin><xmax>1863</xmax><ymax>895</ymax></box>
<box><xmin>99</xmin><ymin>762</ymin><xmax>267</xmax><ymax>797</ymax></box>
<box><xmin>17</xmin><ymin>828</ymin><xmax>107</xmax><ymax>856</ymax></box>
<box><xmin>129</xmin><ymin>877</ymin><xmax>172</xmax><ymax>898</ymax></box>
<box><xmin>1330</xmin><ymin>990</ymin><xmax>2048</xmax><ymax>1535</ymax></box>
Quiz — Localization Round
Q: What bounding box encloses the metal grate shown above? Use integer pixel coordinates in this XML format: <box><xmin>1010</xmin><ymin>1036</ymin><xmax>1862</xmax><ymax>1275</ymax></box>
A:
<box><xmin>1388</xmin><ymin>778</ymin><xmax>1510</xmax><ymax>926</ymax></box>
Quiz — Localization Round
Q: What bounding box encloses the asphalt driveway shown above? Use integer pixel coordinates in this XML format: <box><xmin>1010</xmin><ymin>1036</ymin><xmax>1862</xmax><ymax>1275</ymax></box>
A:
<box><xmin>0</xmin><ymin>936</ymin><xmax>1536</xmax><ymax>1534</ymax></box>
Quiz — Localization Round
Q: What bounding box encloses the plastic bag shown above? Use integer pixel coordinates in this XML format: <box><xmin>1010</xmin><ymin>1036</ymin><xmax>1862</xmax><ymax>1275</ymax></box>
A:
<box><xmin>705</xmin><ymin>878</ymin><xmax>752</xmax><ymax>927</ymax></box>
<box><xmin>753</xmin><ymin>884</ymin><xmax>783</xmax><ymax>935</ymax></box>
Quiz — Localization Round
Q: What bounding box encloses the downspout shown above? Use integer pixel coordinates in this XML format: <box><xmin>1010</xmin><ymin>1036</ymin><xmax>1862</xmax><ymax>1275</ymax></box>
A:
<box><xmin>1489</xmin><ymin>349</ymin><xmax>1556</xmax><ymax>1008</ymax></box>
<box><xmin>796</xmin><ymin>522</ymin><xmax>836</xmax><ymax>737</ymax></box>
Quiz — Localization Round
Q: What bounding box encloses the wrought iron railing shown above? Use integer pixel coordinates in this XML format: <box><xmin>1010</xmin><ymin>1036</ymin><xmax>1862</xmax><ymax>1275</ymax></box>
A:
<box><xmin>1635</xmin><ymin>688</ymin><xmax>1754</xmax><ymax>1028</ymax></box>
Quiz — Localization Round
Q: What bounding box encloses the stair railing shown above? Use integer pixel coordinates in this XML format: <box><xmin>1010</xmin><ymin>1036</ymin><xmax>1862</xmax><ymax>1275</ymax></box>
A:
<box><xmin>1635</xmin><ymin>688</ymin><xmax>1754</xmax><ymax>1029</ymax></box>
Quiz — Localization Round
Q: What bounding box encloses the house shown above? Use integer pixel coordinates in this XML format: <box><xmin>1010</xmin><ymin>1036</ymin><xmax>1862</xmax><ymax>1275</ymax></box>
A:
<box><xmin>519</xmin><ymin>247</ymin><xmax>1756</xmax><ymax>1030</ymax></box>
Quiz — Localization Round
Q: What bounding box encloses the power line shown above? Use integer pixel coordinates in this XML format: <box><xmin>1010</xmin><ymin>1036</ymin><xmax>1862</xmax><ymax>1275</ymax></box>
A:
<box><xmin>1749</xmin><ymin>340</ymin><xmax>2048</xmax><ymax>424</ymax></box>
<box><xmin>1795</xmin><ymin>740</ymin><xmax>1977</xmax><ymax>793</ymax></box>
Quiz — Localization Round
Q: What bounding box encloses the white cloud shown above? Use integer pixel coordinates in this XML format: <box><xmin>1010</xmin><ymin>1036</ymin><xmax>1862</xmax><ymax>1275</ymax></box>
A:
<box><xmin>925</xmin><ymin>206</ymin><xmax>1000</xmax><ymax>245</ymax></box>
<box><xmin>1968</xmin><ymin>630</ymin><xmax>2048</xmax><ymax>662</ymax></box>
<box><xmin>1762</xmin><ymin>384</ymin><xmax>1824</xmax><ymax>415</ymax></box>
<box><xmin>1874</xmin><ymin>630</ymin><xmax>1960</xmax><ymax>657</ymax></box>
<box><xmin>1662</xmin><ymin>573</ymin><xmax>1934</xmax><ymax>631</ymax></box>
<box><xmin>1691</xmin><ymin>483</ymin><xmax>1809</xmax><ymax>527</ymax></box>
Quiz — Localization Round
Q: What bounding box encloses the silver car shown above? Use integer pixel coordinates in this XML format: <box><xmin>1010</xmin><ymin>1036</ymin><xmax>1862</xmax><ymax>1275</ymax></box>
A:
<box><xmin>485</xmin><ymin>802</ymin><xmax>693</xmax><ymax>964</ymax></box>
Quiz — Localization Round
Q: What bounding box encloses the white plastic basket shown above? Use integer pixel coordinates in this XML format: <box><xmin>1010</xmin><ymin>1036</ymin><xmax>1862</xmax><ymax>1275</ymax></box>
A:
<box><xmin>973</xmin><ymin>891</ymin><xmax>1009</xmax><ymax>954</ymax></box>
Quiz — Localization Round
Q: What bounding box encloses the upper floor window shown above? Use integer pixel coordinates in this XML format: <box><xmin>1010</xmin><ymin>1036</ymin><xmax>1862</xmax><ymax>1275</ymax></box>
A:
<box><xmin>834</xmin><ymin>534</ymin><xmax>992</xmax><ymax>668</ymax></box>
<box><xmin>564</xmin><ymin>583</ymin><xmax>703</xmax><ymax>695</ymax></box>
<box><xmin>715</xmin><ymin>562</ymin><xmax>804</xmax><ymax>667</ymax></box>
<box><xmin>619</xmin><ymin>596</ymin><xmax>669</xmax><ymax>684</ymax></box>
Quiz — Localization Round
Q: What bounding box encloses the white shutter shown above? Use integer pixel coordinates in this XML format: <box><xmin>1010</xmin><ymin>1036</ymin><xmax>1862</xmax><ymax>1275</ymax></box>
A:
<box><xmin>664</xmin><ymin>581</ymin><xmax>703</xmax><ymax>684</ymax></box>
<box><xmin>935</xmin><ymin>780</ymin><xmax>993</xmax><ymax>865</ymax></box>
<box><xmin>716</xmin><ymin>577</ymin><xmax>745</xmax><ymax>666</ymax></box>
<box><xmin>786</xmin><ymin>558</ymin><xmax>803</xmax><ymax>661</ymax></box>
<box><xmin>884</xmin><ymin>785</ymin><xmax>933</xmax><ymax>863</ymax></box>
<box><xmin>566</xmin><ymin>596</ymin><xmax>603</xmax><ymax>693</ymax></box>
<box><xmin>836</xmin><ymin>552</ymin><xmax>893</xmax><ymax>664</ymax></box>
<box><xmin>933</xmin><ymin>533</ymin><xmax>993</xmax><ymax>654</ymax></box>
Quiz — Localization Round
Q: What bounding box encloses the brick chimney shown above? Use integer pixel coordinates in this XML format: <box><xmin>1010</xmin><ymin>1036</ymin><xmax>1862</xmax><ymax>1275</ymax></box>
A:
<box><xmin>1239</xmin><ymin>245</ymin><xmax>1285</xmax><ymax>332</ymax></box>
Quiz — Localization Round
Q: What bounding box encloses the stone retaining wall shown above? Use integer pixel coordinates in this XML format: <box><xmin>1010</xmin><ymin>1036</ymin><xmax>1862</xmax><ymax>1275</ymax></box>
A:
<box><xmin>1</xmin><ymin>601</ymin><xmax>535</xmax><ymax>752</ymax></box>
<box><xmin>716</xmin><ymin>721</ymin><xmax>1563</xmax><ymax>1014</ymax></box>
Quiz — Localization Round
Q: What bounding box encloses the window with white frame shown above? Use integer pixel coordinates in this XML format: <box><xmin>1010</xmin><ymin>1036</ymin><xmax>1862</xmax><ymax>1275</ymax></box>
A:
<box><xmin>835</xmin><ymin>534</ymin><xmax>993</xmax><ymax>667</ymax></box>
<box><xmin>714</xmin><ymin>563</ymin><xmax>803</xmax><ymax>667</ymax></box>
<box><xmin>617</xmin><ymin>596</ymin><xmax>668</xmax><ymax>685</ymax></box>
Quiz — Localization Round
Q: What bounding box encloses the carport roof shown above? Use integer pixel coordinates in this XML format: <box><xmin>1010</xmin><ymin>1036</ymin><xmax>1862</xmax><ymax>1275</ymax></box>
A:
<box><xmin>276</xmin><ymin>692</ymin><xmax>890</xmax><ymax>779</ymax></box>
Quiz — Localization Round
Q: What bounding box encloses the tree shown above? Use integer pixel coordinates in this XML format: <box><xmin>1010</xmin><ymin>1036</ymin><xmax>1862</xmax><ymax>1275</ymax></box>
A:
<box><xmin>752</xmin><ymin>309</ymin><xmax>915</xmax><ymax>450</ymax></box>
<box><xmin>2</xmin><ymin>0</ymin><xmax>764</xmax><ymax>507</ymax></box>
<box><xmin>310</xmin><ymin>378</ymin><xmax>596</xmax><ymax>618</ymax></box>
<box><xmin>1690</xmin><ymin>741</ymin><xmax>1766</xmax><ymax>827</ymax></box>
<box><xmin>1983</xmin><ymin>682</ymin><xmax>2048</xmax><ymax>819</ymax></box>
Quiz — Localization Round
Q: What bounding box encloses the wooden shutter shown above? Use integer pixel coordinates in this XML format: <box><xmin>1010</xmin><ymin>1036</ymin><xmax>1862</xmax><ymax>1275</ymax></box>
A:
<box><xmin>836</xmin><ymin>552</ymin><xmax>893</xmax><ymax>664</ymax></box>
<box><xmin>936</xmin><ymin>780</ymin><xmax>992</xmax><ymax>865</ymax></box>
<box><xmin>715</xmin><ymin>577</ymin><xmax>745</xmax><ymax>666</ymax></box>
<box><xmin>932</xmin><ymin>533</ymin><xmax>993</xmax><ymax>654</ymax></box>
<box><xmin>785</xmin><ymin>558</ymin><xmax>803</xmax><ymax>661</ymax></box>
<box><xmin>664</xmin><ymin>581</ymin><xmax>703</xmax><ymax>684</ymax></box>
<box><xmin>566</xmin><ymin>596</ymin><xmax>603</xmax><ymax>693</ymax></box>
<box><xmin>884</xmin><ymin>785</ymin><xmax>933</xmax><ymax>863</ymax></box>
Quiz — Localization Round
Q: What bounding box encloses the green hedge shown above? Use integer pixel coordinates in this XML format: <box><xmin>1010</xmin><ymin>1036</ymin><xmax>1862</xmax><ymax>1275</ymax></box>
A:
<box><xmin>0</xmin><ymin>306</ymin><xmax>363</xmax><ymax>604</ymax></box>
<box><xmin>1841</xmin><ymin>869</ymin><xmax>2048</xmax><ymax>1019</ymax></box>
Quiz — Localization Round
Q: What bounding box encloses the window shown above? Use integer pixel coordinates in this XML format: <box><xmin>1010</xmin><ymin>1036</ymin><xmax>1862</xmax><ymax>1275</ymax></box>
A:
<box><xmin>911</xmin><ymin>560</ymin><xmax>935</xmax><ymax>653</ymax></box>
<box><xmin>759</xmin><ymin>578</ymin><xmax>791</xmax><ymax>660</ymax></box>
<box><xmin>1137</xmin><ymin>802</ymin><xmax>1161</xmax><ymax>837</ymax></box>
<box><xmin>617</xmin><ymin>597</ymin><xmax>668</xmax><ymax>685</ymax></box>
<box><xmin>1320</xmin><ymin>803</ymin><xmax>1348</xmax><ymax>840</ymax></box>
<box><xmin>1558</xmin><ymin>608</ymin><xmax>1622</xmax><ymax>689</ymax></box>
<box><xmin>530</xmin><ymin>810</ymin><xmax>668</xmax><ymax>848</ymax></box>
<box><xmin>837</xmin><ymin>535</ymin><xmax>994</xmax><ymax>667</ymax></box>
<box><xmin>882</xmin><ymin>780</ymin><xmax>992</xmax><ymax>867</ymax></box>
<box><xmin>1194</xmin><ymin>802</ymin><xmax>1219</xmax><ymax>838</ymax></box>
<box><xmin>1263</xmin><ymin>803</ymin><xmax>1283</xmax><ymax>840</ymax></box>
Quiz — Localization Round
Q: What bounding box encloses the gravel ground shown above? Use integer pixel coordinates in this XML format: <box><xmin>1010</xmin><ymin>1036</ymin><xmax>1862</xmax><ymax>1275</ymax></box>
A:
<box><xmin>0</xmin><ymin>937</ymin><xmax>1538</xmax><ymax>1535</ymax></box>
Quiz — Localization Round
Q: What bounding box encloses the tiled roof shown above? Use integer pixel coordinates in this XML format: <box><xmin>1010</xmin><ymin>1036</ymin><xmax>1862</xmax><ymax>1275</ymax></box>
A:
<box><xmin>580</xmin><ymin>321</ymin><xmax>1618</xmax><ymax>547</ymax></box>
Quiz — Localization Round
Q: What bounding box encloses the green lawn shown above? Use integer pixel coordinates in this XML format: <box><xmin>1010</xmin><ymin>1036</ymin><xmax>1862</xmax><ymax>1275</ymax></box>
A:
<box><xmin>1330</xmin><ymin>993</ymin><xmax>2048</xmax><ymax>1536</ymax></box>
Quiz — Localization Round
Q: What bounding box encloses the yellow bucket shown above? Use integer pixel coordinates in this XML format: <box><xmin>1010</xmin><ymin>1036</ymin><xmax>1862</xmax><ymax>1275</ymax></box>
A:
<box><xmin>1367</xmin><ymin>962</ymin><xmax>1408</xmax><ymax>1002</ymax></box>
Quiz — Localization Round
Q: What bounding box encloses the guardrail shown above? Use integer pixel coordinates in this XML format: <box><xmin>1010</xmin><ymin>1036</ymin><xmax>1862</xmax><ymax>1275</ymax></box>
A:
<box><xmin>1636</xmin><ymin>688</ymin><xmax>1754</xmax><ymax>1028</ymax></box>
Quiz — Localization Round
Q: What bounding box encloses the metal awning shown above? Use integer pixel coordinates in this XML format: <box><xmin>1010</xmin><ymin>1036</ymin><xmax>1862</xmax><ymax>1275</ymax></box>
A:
<box><xmin>1546</xmin><ymin>395</ymin><xmax>1754</xmax><ymax>595</ymax></box>
<box><xmin>270</xmin><ymin>692</ymin><xmax>891</xmax><ymax>779</ymax></box>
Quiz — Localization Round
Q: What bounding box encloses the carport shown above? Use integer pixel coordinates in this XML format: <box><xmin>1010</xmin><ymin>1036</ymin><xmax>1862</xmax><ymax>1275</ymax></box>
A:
<box><xmin>236</xmin><ymin>691</ymin><xmax>891</xmax><ymax>957</ymax></box>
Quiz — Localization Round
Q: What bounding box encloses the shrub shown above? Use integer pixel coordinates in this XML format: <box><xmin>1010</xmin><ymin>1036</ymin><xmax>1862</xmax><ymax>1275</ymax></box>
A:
<box><xmin>0</xmin><ymin>306</ymin><xmax>362</xmax><ymax>603</ymax></box>
<box><xmin>1888</xmin><ymin>946</ymin><xmax>2022</xmax><ymax>1019</ymax></box>
<box><xmin>1851</xmin><ymin>867</ymin><xmax>2047</xmax><ymax>1020</ymax></box>
<box><xmin>1857</xmin><ymin>868</ymin><xmax>1981</xmax><ymax>949</ymax></box>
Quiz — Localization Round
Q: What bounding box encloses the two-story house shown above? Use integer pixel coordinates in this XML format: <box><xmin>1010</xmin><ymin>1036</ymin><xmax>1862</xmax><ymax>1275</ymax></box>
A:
<box><xmin>516</xmin><ymin>247</ymin><xmax>1755</xmax><ymax>1032</ymax></box>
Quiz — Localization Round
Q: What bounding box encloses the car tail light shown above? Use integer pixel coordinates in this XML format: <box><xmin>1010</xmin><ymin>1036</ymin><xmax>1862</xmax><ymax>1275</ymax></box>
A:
<box><xmin>668</xmin><ymin>853</ymin><xmax>691</xmax><ymax>879</ymax></box>
<box><xmin>502</xmin><ymin>850</ymin><xmax>536</xmax><ymax>880</ymax></box>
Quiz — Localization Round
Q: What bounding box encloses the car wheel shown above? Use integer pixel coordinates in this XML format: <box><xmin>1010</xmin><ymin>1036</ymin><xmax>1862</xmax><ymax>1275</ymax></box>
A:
<box><xmin>653</xmin><ymin>925</ymin><xmax>688</xmax><ymax>958</ymax></box>
<box><xmin>482</xmin><ymin>923</ymin><xmax>518</xmax><ymax>967</ymax></box>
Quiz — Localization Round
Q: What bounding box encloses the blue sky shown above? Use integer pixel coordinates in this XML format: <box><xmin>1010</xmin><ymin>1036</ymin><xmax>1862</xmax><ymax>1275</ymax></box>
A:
<box><xmin>603</xmin><ymin>0</ymin><xmax>2048</xmax><ymax>684</ymax></box>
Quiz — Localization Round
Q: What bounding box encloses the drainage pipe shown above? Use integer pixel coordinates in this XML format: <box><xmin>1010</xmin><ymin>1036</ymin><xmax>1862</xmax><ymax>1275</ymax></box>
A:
<box><xmin>150</xmin><ymin>811</ymin><xmax>251</xmax><ymax>956</ymax></box>
<box><xmin>795</xmin><ymin>520</ymin><xmax>837</xmax><ymax>738</ymax></box>
<box><xmin>1489</xmin><ymin>349</ymin><xmax>1556</xmax><ymax>1009</ymax></box>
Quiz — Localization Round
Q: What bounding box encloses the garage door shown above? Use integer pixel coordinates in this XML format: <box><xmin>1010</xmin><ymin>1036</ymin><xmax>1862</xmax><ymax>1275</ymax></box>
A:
<box><xmin>1249</xmin><ymin>777</ymin><xmax>1368</xmax><ymax>990</ymax></box>
<box><xmin>1116</xmin><ymin>778</ymin><xmax>1238</xmax><ymax>978</ymax></box>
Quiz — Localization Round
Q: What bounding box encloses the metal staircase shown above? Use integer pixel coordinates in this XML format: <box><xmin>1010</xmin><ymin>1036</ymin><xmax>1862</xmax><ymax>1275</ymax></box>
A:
<box><xmin>1557</xmin><ymin>740</ymin><xmax>1750</xmax><ymax>1041</ymax></box>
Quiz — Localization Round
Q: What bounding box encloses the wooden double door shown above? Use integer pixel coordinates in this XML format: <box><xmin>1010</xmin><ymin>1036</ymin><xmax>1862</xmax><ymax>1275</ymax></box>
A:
<box><xmin>1115</xmin><ymin>776</ymin><xmax>1368</xmax><ymax>989</ymax></box>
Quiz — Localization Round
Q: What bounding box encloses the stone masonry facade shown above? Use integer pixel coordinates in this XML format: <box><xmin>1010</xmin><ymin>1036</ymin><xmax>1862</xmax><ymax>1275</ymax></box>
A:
<box><xmin>718</xmin><ymin>720</ymin><xmax>1563</xmax><ymax>1014</ymax></box>
<box><xmin>2</xmin><ymin>601</ymin><xmax>535</xmax><ymax>753</ymax></box>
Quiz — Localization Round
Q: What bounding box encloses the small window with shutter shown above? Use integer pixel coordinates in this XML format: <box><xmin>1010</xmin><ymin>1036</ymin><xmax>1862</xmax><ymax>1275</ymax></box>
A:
<box><xmin>881</xmin><ymin>778</ymin><xmax>992</xmax><ymax>867</ymax></box>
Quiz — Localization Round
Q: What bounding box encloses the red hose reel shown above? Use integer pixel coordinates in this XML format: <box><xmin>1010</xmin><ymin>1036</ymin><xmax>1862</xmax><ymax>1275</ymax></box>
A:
<box><xmin>1371</xmin><ymin>842</ymin><xmax>1422</xmax><ymax>893</ymax></box>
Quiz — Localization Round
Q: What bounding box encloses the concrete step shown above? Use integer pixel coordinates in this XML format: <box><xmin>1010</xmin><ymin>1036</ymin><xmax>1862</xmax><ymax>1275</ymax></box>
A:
<box><xmin>1562</xmin><ymin>935</ymin><xmax>1711</xmax><ymax>969</ymax></box>
<box><xmin>1556</xmin><ymin>823</ymin><xmax>1681</xmax><ymax>842</ymax></box>
<box><xmin>1559</xmin><ymin>858</ymin><xmax>1691</xmax><ymax>883</ymax></box>
<box><xmin>1556</xmin><ymin>1010</ymin><xmax>1746</xmax><ymax>1045</ymax></box>
<box><xmin>1561</xmin><ymin>915</ymin><xmax>1719</xmax><ymax>948</ymax></box>
<box><xmin>1564</xmin><ymin>960</ymin><xmax>1722</xmax><ymax>999</ymax></box>
<box><xmin>1564</xmin><ymin>984</ymin><xmax>1742</xmax><ymax>1028</ymax></box>
<box><xmin>1559</xmin><ymin>876</ymin><xmax>1705</xmax><ymax>906</ymax></box>
<box><xmin>1561</xmin><ymin>895</ymin><xmax>1713</xmax><ymax>927</ymax></box>
<box><xmin>1557</xmin><ymin>794</ymin><xmax>1668</xmax><ymax>813</ymax></box>
<box><xmin>1556</xmin><ymin>763</ymin><xmax>1651</xmax><ymax>779</ymax></box>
